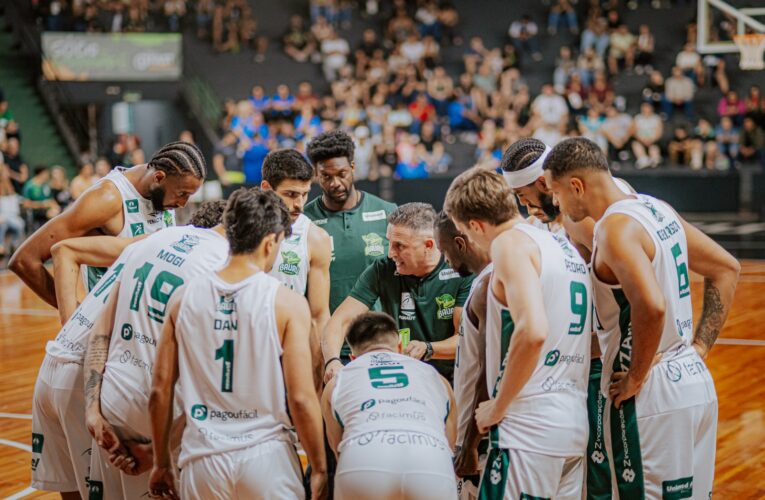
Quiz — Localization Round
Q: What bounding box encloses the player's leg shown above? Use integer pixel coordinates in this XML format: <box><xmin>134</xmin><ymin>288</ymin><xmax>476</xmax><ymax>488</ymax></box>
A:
<box><xmin>87</xmin><ymin>440</ymin><xmax>125</xmax><ymax>499</ymax></box>
<box><xmin>692</xmin><ymin>398</ymin><xmax>718</xmax><ymax>499</ymax></box>
<box><xmin>180</xmin><ymin>452</ymin><xmax>233</xmax><ymax>500</ymax></box>
<box><xmin>234</xmin><ymin>440</ymin><xmax>304</xmax><ymax>499</ymax></box>
<box><xmin>479</xmin><ymin>448</ymin><xmax>564</xmax><ymax>499</ymax></box>
<box><xmin>31</xmin><ymin>357</ymin><xmax>82</xmax><ymax>496</ymax></box>
<box><xmin>585</xmin><ymin>358</ymin><xmax>613</xmax><ymax>499</ymax></box>
<box><xmin>555</xmin><ymin>456</ymin><xmax>585</xmax><ymax>500</ymax></box>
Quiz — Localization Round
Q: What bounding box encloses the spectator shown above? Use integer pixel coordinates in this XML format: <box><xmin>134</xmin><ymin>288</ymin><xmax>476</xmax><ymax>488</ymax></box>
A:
<box><xmin>418</xmin><ymin>120</ymin><xmax>451</xmax><ymax>173</ymax></box>
<box><xmin>691</xmin><ymin>118</ymin><xmax>720</xmax><ymax>170</ymax></box>
<box><xmin>438</xmin><ymin>2</ymin><xmax>461</xmax><ymax>45</ymax></box>
<box><xmin>0</xmin><ymin>98</ymin><xmax>15</xmax><ymax>141</ymax></box>
<box><xmin>632</xmin><ymin>102</ymin><xmax>663</xmax><ymax>168</ymax></box>
<box><xmin>294</xmin><ymin>82</ymin><xmax>320</xmax><ymax>111</ymax></box>
<box><xmin>125</xmin><ymin>135</ymin><xmax>145</xmax><ymax>166</ymax></box>
<box><xmin>415</xmin><ymin>1</ymin><xmax>441</xmax><ymax>39</ymax></box>
<box><xmin>269</xmin><ymin>84</ymin><xmax>296</xmax><ymax>122</ymax></box>
<box><xmin>533</xmin><ymin>122</ymin><xmax>564</xmax><ymax>146</ymax></box>
<box><xmin>531</xmin><ymin>84</ymin><xmax>568</xmax><ymax>130</ymax></box>
<box><xmin>353</xmin><ymin>126</ymin><xmax>377</xmax><ymax>180</ymax></box>
<box><xmin>634</xmin><ymin>24</ymin><xmax>655</xmax><ymax>74</ymax></box>
<box><xmin>667</xmin><ymin>126</ymin><xmax>694</xmax><ymax>166</ymax></box>
<box><xmin>195</xmin><ymin>0</ymin><xmax>214</xmax><ymax>39</ymax></box>
<box><xmin>212</xmin><ymin>131</ymin><xmax>244</xmax><ymax>196</ymax></box>
<box><xmin>283</xmin><ymin>15</ymin><xmax>316</xmax><ymax>63</ymax></box>
<box><xmin>675</xmin><ymin>43</ymin><xmax>703</xmax><ymax>84</ymax></box>
<box><xmin>588</xmin><ymin>71</ymin><xmax>615</xmax><ymax>114</ymax></box>
<box><xmin>70</xmin><ymin>162</ymin><xmax>96</xmax><ymax>199</ymax></box>
<box><xmin>715</xmin><ymin>116</ymin><xmax>739</xmax><ymax>167</ymax></box>
<box><xmin>163</xmin><ymin>0</ymin><xmax>187</xmax><ymax>32</ymax></box>
<box><xmin>608</xmin><ymin>24</ymin><xmax>636</xmax><ymax>74</ymax></box>
<box><xmin>295</xmin><ymin>104</ymin><xmax>323</xmax><ymax>139</ymax></box>
<box><xmin>744</xmin><ymin>85</ymin><xmax>765</xmax><ymax>129</ymax></box>
<box><xmin>580</xmin><ymin>17</ymin><xmax>609</xmax><ymax>59</ymax></box>
<box><xmin>577</xmin><ymin>46</ymin><xmax>605</xmax><ymax>87</ymax></box>
<box><xmin>395</xmin><ymin>135</ymin><xmax>428</xmax><ymax>179</ymax></box>
<box><xmin>22</xmin><ymin>166</ymin><xmax>60</xmax><ymax>228</ymax></box>
<box><xmin>401</xmin><ymin>33</ymin><xmax>426</xmax><ymax>68</ymax></box>
<box><xmin>642</xmin><ymin>70</ymin><xmax>667</xmax><ymax>114</ymax></box>
<box><xmin>718</xmin><ymin>90</ymin><xmax>746</xmax><ymax>127</ymax></box>
<box><xmin>105</xmin><ymin>139</ymin><xmax>127</xmax><ymax>167</ymax></box>
<box><xmin>553</xmin><ymin>46</ymin><xmax>577</xmax><ymax>94</ymax></box>
<box><xmin>240</xmin><ymin>135</ymin><xmax>272</xmax><ymax>184</ymax></box>
<box><xmin>508</xmin><ymin>15</ymin><xmax>542</xmax><ymax>62</ymax></box>
<box><xmin>578</xmin><ymin>107</ymin><xmax>607</xmax><ymax>151</ymax></box>
<box><xmin>739</xmin><ymin>117</ymin><xmax>765</xmax><ymax>166</ymax></box>
<box><xmin>4</xmin><ymin>138</ymin><xmax>28</xmax><ymax>195</ymax></box>
<box><xmin>408</xmin><ymin>93</ymin><xmax>436</xmax><ymax>131</ymax></box>
<box><xmin>664</xmin><ymin>66</ymin><xmax>695</xmax><ymax>119</ymax></box>
<box><xmin>387</xmin><ymin>6</ymin><xmax>417</xmax><ymax>43</ymax></box>
<box><xmin>49</xmin><ymin>166</ymin><xmax>71</xmax><ymax>211</ymax></box>
<box><xmin>95</xmin><ymin>157</ymin><xmax>112</xmax><ymax>177</ymax></box>
<box><xmin>601</xmin><ymin>106</ymin><xmax>634</xmax><ymax>162</ymax></box>
<box><xmin>427</xmin><ymin>67</ymin><xmax>454</xmax><ymax>117</ymax></box>
<box><xmin>0</xmin><ymin>165</ymin><xmax>24</xmax><ymax>257</ymax></box>
<box><xmin>564</xmin><ymin>72</ymin><xmax>588</xmax><ymax>117</ymax></box>
<box><xmin>321</xmin><ymin>28</ymin><xmax>350</xmax><ymax>81</ymax></box>
<box><xmin>179</xmin><ymin>130</ymin><xmax>195</xmax><ymax>144</ymax></box>
<box><xmin>547</xmin><ymin>0</ymin><xmax>578</xmax><ymax>35</ymax></box>
<box><xmin>249</xmin><ymin>85</ymin><xmax>271</xmax><ymax>114</ymax></box>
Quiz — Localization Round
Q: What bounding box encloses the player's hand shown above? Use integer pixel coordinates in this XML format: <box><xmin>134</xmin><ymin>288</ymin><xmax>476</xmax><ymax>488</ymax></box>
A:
<box><xmin>405</xmin><ymin>340</ymin><xmax>427</xmax><ymax>360</ymax></box>
<box><xmin>609</xmin><ymin>371</ymin><xmax>643</xmax><ymax>409</ymax></box>
<box><xmin>149</xmin><ymin>466</ymin><xmax>179</xmax><ymax>500</ymax></box>
<box><xmin>112</xmin><ymin>440</ymin><xmax>153</xmax><ymax>475</ymax></box>
<box><xmin>310</xmin><ymin>469</ymin><xmax>329</xmax><ymax>500</ymax></box>
<box><xmin>474</xmin><ymin>400</ymin><xmax>502</xmax><ymax>434</ymax></box>
<box><xmin>86</xmin><ymin>412</ymin><xmax>122</xmax><ymax>453</ymax></box>
<box><xmin>692</xmin><ymin>340</ymin><xmax>708</xmax><ymax>360</ymax></box>
<box><xmin>454</xmin><ymin>444</ymin><xmax>480</xmax><ymax>477</ymax></box>
<box><xmin>323</xmin><ymin>359</ymin><xmax>343</xmax><ymax>384</ymax></box>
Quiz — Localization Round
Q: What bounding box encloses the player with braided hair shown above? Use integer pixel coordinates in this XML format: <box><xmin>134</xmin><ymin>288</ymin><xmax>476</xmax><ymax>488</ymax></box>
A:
<box><xmin>11</xmin><ymin>141</ymin><xmax>207</xmax><ymax>324</ymax></box>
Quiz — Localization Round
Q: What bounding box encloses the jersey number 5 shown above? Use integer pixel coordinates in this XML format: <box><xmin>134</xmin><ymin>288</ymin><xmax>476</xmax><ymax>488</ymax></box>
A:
<box><xmin>368</xmin><ymin>366</ymin><xmax>409</xmax><ymax>389</ymax></box>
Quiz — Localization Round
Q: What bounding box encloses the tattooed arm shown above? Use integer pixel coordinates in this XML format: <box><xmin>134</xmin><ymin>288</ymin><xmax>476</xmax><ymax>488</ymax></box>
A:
<box><xmin>84</xmin><ymin>279</ymin><xmax>123</xmax><ymax>453</ymax></box>
<box><xmin>679</xmin><ymin>217</ymin><xmax>740</xmax><ymax>358</ymax></box>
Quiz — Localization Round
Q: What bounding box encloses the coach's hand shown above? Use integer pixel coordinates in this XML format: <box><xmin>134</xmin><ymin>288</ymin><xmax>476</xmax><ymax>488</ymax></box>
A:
<box><xmin>149</xmin><ymin>466</ymin><xmax>179</xmax><ymax>500</ymax></box>
<box><xmin>86</xmin><ymin>411</ymin><xmax>122</xmax><ymax>454</ymax></box>
<box><xmin>310</xmin><ymin>469</ymin><xmax>329</xmax><ymax>500</ymax></box>
<box><xmin>405</xmin><ymin>340</ymin><xmax>427</xmax><ymax>360</ymax></box>
<box><xmin>474</xmin><ymin>400</ymin><xmax>502</xmax><ymax>434</ymax></box>
<box><xmin>609</xmin><ymin>371</ymin><xmax>642</xmax><ymax>409</ymax></box>
<box><xmin>323</xmin><ymin>359</ymin><xmax>343</xmax><ymax>384</ymax></box>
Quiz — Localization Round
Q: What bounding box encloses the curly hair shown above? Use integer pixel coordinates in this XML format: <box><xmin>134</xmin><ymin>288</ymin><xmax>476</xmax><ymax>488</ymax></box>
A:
<box><xmin>306</xmin><ymin>130</ymin><xmax>355</xmax><ymax>166</ymax></box>
<box><xmin>499</xmin><ymin>138</ymin><xmax>547</xmax><ymax>173</ymax></box>
<box><xmin>189</xmin><ymin>200</ymin><xmax>227</xmax><ymax>228</ymax></box>
<box><xmin>223</xmin><ymin>188</ymin><xmax>292</xmax><ymax>255</ymax></box>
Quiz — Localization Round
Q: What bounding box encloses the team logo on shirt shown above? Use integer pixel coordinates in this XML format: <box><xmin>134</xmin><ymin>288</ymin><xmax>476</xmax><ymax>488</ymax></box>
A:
<box><xmin>171</xmin><ymin>234</ymin><xmax>200</xmax><ymax>254</ymax></box>
<box><xmin>362</xmin><ymin>232</ymin><xmax>385</xmax><ymax>257</ymax></box>
<box><xmin>217</xmin><ymin>295</ymin><xmax>236</xmax><ymax>315</ymax></box>
<box><xmin>125</xmin><ymin>199</ymin><xmax>139</xmax><ymax>213</ymax></box>
<box><xmin>121</xmin><ymin>323</ymin><xmax>133</xmax><ymax>340</ymax></box>
<box><xmin>552</xmin><ymin>234</ymin><xmax>575</xmax><ymax>258</ymax></box>
<box><xmin>163</xmin><ymin>210</ymin><xmax>174</xmax><ymax>227</ymax></box>
<box><xmin>31</xmin><ymin>433</ymin><xmax>44</xmax><ymax>453</ymax></box>
<box><xmin>435</xmin><ymin>294</ymin><xmax>456</xmax><ymax>320</ymax></box>
<box><xmin>641</xmin><ymin>199</ymin><xmax>665</xmax><ymax>223</ymax></box>
<box><xmin>544</xmin><ymin>349</ymin><xmax>561</xmax><ymax>366</ymax></box>
<box><xmin>190</xmin><ymin>404</ymin><xmax>208</xmax><ymax>421</ymax></box>
<box><xmin>360</xmin><ymin>399</ymin><xmax>376</xmax><ymax>411</ymax></box>
<box><xmin>284</xmin><ymin>233</ymin><xmax>302</xmax><ymax>245</ymax></box>
<box><xmin>130</xmin><ymin>222</ymin><xmax>145</xmax><ymax>236</ymax></box>
<box><xmin>278</xmin><ymin>251</ymin><xmax>301</xmax><ymax>276</ymax></box>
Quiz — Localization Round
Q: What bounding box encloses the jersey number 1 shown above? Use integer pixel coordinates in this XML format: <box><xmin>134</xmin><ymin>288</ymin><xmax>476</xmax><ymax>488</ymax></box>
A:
<box><xmin>216</xmin><ymin>340</ymin><xmax>234</xmax><ymax>392</ymax></box>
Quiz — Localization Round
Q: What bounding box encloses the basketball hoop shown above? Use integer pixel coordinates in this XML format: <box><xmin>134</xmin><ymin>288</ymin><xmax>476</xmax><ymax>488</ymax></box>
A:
<box><xmin>734</xmin><ymin>33</ymin><xmax>765</xmax><ymax>70</ymax></box>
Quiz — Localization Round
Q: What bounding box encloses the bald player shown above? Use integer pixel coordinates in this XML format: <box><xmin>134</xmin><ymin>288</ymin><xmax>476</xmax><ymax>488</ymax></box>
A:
<box><xmin>11</xmin><ymin>142</ymin><xmax>206</xmax><ymax>321</ymax></box>
<box><xmin>445</xmin><ymin>168</ymin><xmax>591</xmax><ymax>499</ymax></box>
<box><xmin>544</xmin><ymin>137</ymin><xmax>740</xmax><ymax>499</ymax></box>
<box><xmin>433</xmin><ymin>211</ymin><xmax>492</xmax><ymax>498</ymax></box>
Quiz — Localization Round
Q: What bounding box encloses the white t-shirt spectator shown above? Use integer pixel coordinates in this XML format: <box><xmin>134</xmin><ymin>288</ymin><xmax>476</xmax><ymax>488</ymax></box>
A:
<box><xmin>532</xmin><ymin>93</ymin><xmax>568</xmax><ymax>126</ymax></box>
<box><xmin>665</xmin><ymin>75</ymin><xmax>695</xmax><ymax>103</ymax></box>
<box><xmin>675</xmin><ymin>49</ymin><xmax>700</xmax><ymax>71</ymax></box>
<box><xmin>509</xmin><ymin>20</ymin><xmax>538</xmax><ymax>39</ymax></box>
<box><xmin>533</xmin><ymin>125</ymin><xmax>563</xmax><ymax>146</ymax></box>
<box><xmin>634</xmin><ymin>113</ymin><xmax>662</xmax><ymax>143</ymax></box>
<box><xmin>401</xmin><ymin>39</ymin><xmax>425</xmax><ymax>63</ymax></box>
<box><xmin>602</xmin><ymin>113</ymin><xmax>633</xmax><ymax>145</ymax></box>
<box><xmin>322</xmin><ymin>37</ymin><xmax>350</xmax><ymax>69</ymax></box>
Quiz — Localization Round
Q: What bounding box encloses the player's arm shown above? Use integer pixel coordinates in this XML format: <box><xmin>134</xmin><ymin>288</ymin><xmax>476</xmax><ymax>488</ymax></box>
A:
<box><xmin>678</xmin><ymin>217</ymin><xmax>740</xmax><ymax>358</ymax></box>
<box><xmin>148</xmin><ymin>290</ymin><xmax>183</xmax><ymax>500</ymax></box>
<box><xmin>9</xmin><ymin>182</ymin><xmax>122</xmax><ymax>307</ymax></box>
<box><xmin>441</xmin><ymin>376</ymin><xmax>457</xmax><ymax>450</ymax></box>
<box><xmin>307</xmin><ymin>225</ymin><xmax>332</xmax><ymax>392</ymax></box>
<box><xmin>475</xmin><ymin>231</ymin><xmax>548</xmax><ymax>433</ymax></box>
<box><xmin>320</xmin><ymin>376</ymin><xmax>343</xmax><ymax>458</ymax></box>
<box><xmin>83</xmin><ymin>279</ymin><xmax>122</xmax><ymax>454</ymax></box>
<box><xmin>51</xmin><ymin>235</ymin><xmax>143</xmax><ymax>325</ymax></box>
<box><xmin>279</xmin><ymin>289</ymin><xmax>328</xmax><ymax>500</ymax></box>
<box><xmin>598</xmin><ymin>215</ymin><xmax>666</xmax><ymax>408</ymax></box>
<box><xmin>322</xmin><ymin>260</ymin><xmax>380</xmax><ymax>381</ymax></box>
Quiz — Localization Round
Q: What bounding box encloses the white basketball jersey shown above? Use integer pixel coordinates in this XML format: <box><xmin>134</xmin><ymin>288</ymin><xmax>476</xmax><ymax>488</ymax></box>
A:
<box><xmin>591</xmin><ymin>194</ymin><xmax>694</xmax><ymax>396</ymax></box>
<box><xmin>485</xmin><ymin>224</ymin><xmax>590</xmax><ymax>456</ymax></box>
<box><xmin>175</xmin><ymin>271</ymin><xmax>292</xmax><ymax>467</ymax></box>
<box><xmin>454</xmin><ymin>263</ymin><xmax>493</xmax><ymax>447</ymax></box>
<box><xmin>46</xmin><ymin>243</ymin><xmax>139</xmax><ymax>363</ymax></box>
<box><xmin>269</xmin><ymin>214</ymin><xmax>311</xmax><ymax>295</ymax></box>
<box><xmin>100</xmin><ymin>226</ymin><xmax>229</xmax><ymax>437</ymax></box>
<box><xmin>331</xmin><ymin>352</ymin><xmax>450</xmax><ymax>453</ymax></box>
<box><xmin>81</xmin><ymin>168</ymin><xmax>176</xmax><ymax>290</ymax></box>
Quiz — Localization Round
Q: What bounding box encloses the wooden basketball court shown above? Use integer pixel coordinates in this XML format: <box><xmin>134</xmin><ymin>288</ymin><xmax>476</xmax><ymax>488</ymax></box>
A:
<box><xmin>1</xmin><ymin>263</ymin><xmax>764</xmax><ymax>499</ymax></box>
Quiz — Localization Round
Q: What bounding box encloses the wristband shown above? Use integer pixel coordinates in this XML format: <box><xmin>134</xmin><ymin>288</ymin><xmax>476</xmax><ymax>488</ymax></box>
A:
<box><xmin>423</xmin><ymin>341</ymin><xmax>434</xmax><ymax>362</ymax></box>
<box><xmin>324</xmin><ymin>357</ymin><xmax>342</xmax><ymax>372</ymax></box>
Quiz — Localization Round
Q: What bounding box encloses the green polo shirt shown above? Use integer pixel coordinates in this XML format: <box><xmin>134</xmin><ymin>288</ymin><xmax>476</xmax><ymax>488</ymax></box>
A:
<box><xmin>349</xmin><ymin>256</ymin><xmax>474</xmax><ymax>379</ymax></box>
<box><xmin>304</xmin><ymin>191</ymin><xmax>397</xmax><ymax>312</ymax></box>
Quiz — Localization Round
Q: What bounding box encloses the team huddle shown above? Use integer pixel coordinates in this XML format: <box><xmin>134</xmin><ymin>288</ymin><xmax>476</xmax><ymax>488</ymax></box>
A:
<box><xmin>12</xmin><ymin>131</ymin><xmax>740</xmax><ymax>500</ymax></box>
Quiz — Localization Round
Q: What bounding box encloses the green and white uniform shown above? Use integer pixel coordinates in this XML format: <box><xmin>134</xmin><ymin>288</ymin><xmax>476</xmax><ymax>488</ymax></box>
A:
<box><xmin>174</xmin><ymin>271</ymin><xmax>302</xmax><ymax>498</ymax></box>
<box><xmin>331</xmin><ymin>351</ymin><xmax>457</xmax><ymax>500</ymax></box>
<box><xmin>592</xmin><ymin>195</ymin><xmax>717</xmax><ymax>500</ymax></box>
<box><xmin>349</xmin><ymin>257</ymin><xmax>473</xmax><ymax>380</ymax></box>
<box><xmin>480</xmin><ymin>224</ymin><xmax>590</xmax><ymax>500</ymax></box>
<box><xmin>89</xmin><ymin>226</ymin><xmax>229</xmax><ymax>499</ymax></box>
<box><xmin>81</xmin><ymin>168</ymin><xmax>175</xmax><ymax>291</ymax></box>
<box><xmin>32</xmin><ymin>243</ymin><xmax>138</xmax><ymax>497</ymax></box>
<box><xmin>268</xmin><ymin>213</ymin><xmax>312</xmax><ymax>295</ymax></box>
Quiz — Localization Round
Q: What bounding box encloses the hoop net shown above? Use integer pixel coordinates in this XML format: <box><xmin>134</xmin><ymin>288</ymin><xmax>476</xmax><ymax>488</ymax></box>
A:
<box><xmin>734</xmin><ymin>34</ymin><xmax>765</xmax><ymax>70</ymax></box>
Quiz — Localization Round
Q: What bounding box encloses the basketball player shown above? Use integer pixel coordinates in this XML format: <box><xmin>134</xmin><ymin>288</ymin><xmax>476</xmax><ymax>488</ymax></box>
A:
<box><xmin>10</xmin><ymin>142</ymin><xmax>206</xmax><ymax>317</ymax></box>
<box><xmin>323</xmin><ymin>203</ymin><xmax>473</xmax><ymax>382</ymax></box>
<box><xmin>148</xmin><ymin>188</ymin><xmax>327</xmax><ymax>500</ymax></box>
<box><xmin>543</xmin><ymin>137</ymin><xmax>740</xmax><ymax>499</ymax></box>
<box><xmin>433</xmin><ymin>211</ymin><xmax>492</xmax><ymax>498</ymax></box>
<box><xmin>30</xmin><ymin>202</ymin><xmax>225</xmax><ymax>500</ymax></box>
<box><xmin>82</xmin><ymin>196</ymin><xmax>242</xmax><ymax>498</ymax></box>
<box><xmin>500</xmin><ymin>137</ymin><xmax>636</xmax><ymax>498</ymax></box>
<box><xmin>322</xmin><ymin>311</ymin><xmax>458</xmax><ymax>500</ymax></box>
<box><xmin>261</xmin><ymin>148</ymin><xmax>332</xmax><ymax>388</ymax></box>
<box><xmin>444</xmin><ymin>168</ymin><xmax>591</xmax><ymax>499</ymax></box>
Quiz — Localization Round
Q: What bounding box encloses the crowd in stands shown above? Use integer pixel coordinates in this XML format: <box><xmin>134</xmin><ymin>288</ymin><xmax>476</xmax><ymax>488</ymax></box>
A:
<box><xmin>201</xmin><ymin>0</ymin><xmax>765</xmax><ymax>186</ymax></box>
